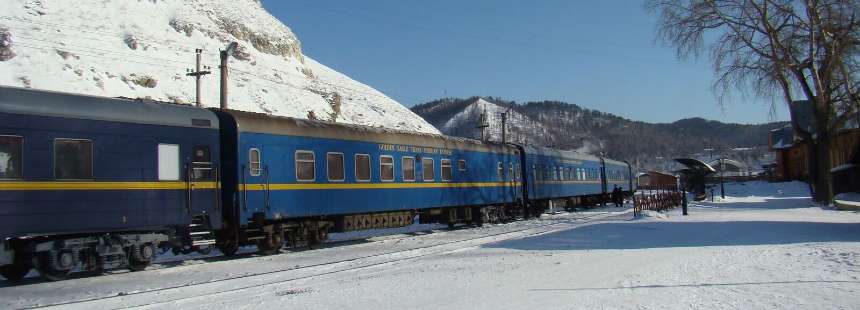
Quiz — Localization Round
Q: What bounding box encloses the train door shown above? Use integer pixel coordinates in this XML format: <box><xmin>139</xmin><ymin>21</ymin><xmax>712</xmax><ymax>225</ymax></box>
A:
<box><xmin>245</xmin><ymin>146</ymin><xmax>270</xmax><ymax>214</ymax></box>
<box><xmin>188</xmin><ymin>145</ymin><xmax>216</xmax><ymax>215</ymax></box>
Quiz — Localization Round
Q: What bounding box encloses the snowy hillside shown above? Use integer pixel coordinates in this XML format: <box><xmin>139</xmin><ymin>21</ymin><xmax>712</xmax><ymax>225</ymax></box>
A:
<box><xmin>0</xmin><ymin>0</ymin><xmax>439</xmax><ymax>134</ymax></box>
<box><xmin>413</xmin><ymin>97</ymin><xmax>783</xmax><ymax>171</ymax></box>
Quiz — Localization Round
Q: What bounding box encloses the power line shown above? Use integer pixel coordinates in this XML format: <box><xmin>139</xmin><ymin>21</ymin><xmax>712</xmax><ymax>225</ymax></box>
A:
<box><xmin>0</xmin><ymin>16</ymin><xmax>220</xmax><ymax>55</ymax></box>
<box><xmin>14</xmin><ymin>42</ymin><xmax>188</xmax><ymax>70</ymax></box>
<box><xmin>14</xmin><ymin>36</ymin><xmax>192</xmax><ymax>66</ymax></box>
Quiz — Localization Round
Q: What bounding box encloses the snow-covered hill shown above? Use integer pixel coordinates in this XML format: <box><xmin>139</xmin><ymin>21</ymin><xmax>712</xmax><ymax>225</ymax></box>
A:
<box><xmin>0</xmin><ymin>0</ymin><xmax>439</xmax><ymax>134</ymax></box>
<box><xmin>413</xmin><ymin>97</ymin><xmax>783</xmax><ymax>171</ymax></box>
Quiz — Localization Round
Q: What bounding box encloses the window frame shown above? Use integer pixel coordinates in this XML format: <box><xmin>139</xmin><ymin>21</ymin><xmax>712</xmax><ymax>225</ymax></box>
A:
<box><xmin>497</xmin><ymin>162</ymin><xmax>504</xmax><ymax>180</ymax></box>
<box><xmin>457</xmin><ymin>159</ymin><xmax>467</xmax><ymax>171</ymax></box>
<box><xmin>326</xmin><ymin>152</ymin><xmax>346</xmax><ymax>182</ymax></box>
<box><xmin>422</xmin><ymin>157</ymin><xmax>435</xmax><ymax>182</ymax></box>
<box><xmin>53</xmin><ymin>138</ymin><xmax>94</xmax><ymax>180</ymax></box>
<box><xmin>402</xmin><ymin>156</ymin><xmax>416</xmax><ymax>182</ymax></box>
<box><xmin>295</xmin><ymin>150</ymin><xmax>316</xmax><ymax>182</ymax></box>
<box><xmin>441</xmin><ymin>158</ymin><xmax>452</xmax><ymax>182</ymax></box>
<box><xmin>354</xmin><ymin>153</ymin><xmax>371</xmax><ymax>182</ymax></box>
<box><xmin>249</xmin><ymin>148</ymin><xmax>262</xmax><ymax>177</ymax></box>
<box><xmin>380</xmin><ymin>155</ymin><xmax>395</xmax><ymax>182</ymax></box>
<box><xmin>0</xmin><ymin>135</ymin><xmax>23</xmax><ymax>180</ymax></box>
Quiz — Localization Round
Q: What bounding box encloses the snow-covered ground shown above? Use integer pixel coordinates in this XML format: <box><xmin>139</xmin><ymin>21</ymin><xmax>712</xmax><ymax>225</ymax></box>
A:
<box><xmin>2</xmin><ymin>181</ymin><xmax>859</xmax><ymax>309</ymax></box>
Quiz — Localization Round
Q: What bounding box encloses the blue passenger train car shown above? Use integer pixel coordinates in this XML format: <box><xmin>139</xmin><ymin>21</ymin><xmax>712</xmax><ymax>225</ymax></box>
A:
<box><xmin>518</xmin><ymin>145</ymin><xmax>632</xmax><ymax>212</ymax></box>
<box><xmin>0</xmin><ymin>87</ymin><xmax>636</xmax><ymax>282</ymax></box>
<box><xmin>213</xmin><ymin>110</ymin><xmax>523</xmax><ymax>254</ymax></box>
<box><xmin>0</xmin><ymin>86</ymin><xmax>221</xmax><ymax>280</ymax></box>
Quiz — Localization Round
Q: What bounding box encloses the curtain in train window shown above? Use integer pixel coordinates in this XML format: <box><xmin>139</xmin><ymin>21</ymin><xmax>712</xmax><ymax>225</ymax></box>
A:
<box><xmin>441</xmin><ymin>159</ymin><xmax>452</xmax><ymax>181</ymax></box>
<box><xmin>0</xmin><ymin>136</ymin><xmax>22</xmax><ymax>179</ymax></box>
<box><xmin>355</xmin><ymin>154</ymin><xmax>371</xmax><ymax>182</ymax></box>
<box><xmin>327</xmin><ymin>153</ymin><xmax>345</xmax><ymax>182</ymax></box>
<box><xmin>402</xmin><ymin>157</ymin><xmax>415</xmax><ymax>181</ymax></box>
<box><xmin>423</xmin><ymin>158</ymin><xmax>435</xmax><ymax>181</ymax></box>
<box><xmin>296</xmin><ymin>151</ymin><xmax>315</xmax><ymax>181</ymax></box>
<box><xmin>380</xmin><ymin>156</ymin><xmax>394</xmax><ymax>181</ymax></box>
<box><xmin>54</xmin><ymin>138</ymin><xmax>93</xmax><ymax>180</ymax></box>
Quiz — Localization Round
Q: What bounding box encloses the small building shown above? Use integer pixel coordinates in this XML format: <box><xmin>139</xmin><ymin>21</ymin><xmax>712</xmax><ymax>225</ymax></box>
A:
<box><xmin>637</xmin><ymin>170</ymin><xmax>678</xmax><ymax>190</ymax></box>
<box><xmin>768</xmin><ymin>125</ymin><xmax>859</xmax><ymax>183</ymax></box>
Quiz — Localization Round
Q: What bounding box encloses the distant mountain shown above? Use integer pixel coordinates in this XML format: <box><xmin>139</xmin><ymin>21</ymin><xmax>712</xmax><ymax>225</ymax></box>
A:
<box><xmin>412</xmin><ymin>97</ymin><xmax>786</xmax><ymax>172</ymax></box>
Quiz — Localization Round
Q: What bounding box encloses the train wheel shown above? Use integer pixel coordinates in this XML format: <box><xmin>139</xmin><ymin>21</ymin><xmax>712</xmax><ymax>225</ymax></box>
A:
<box><xmin>36</xmin><ymin>252</ymin><xmax>73</xmax><ymax>281</ymax></box>
<box><xmin>218</xmin><ymin>240</ymin><xmax>239</xmax><ymax>257</ymax></box>
<box><xmin>127</xmin><ymin>244</ymin><xmax>155</xmax><ymax>272</ymax></box>
<box><xmin>0</xmin><ymin>264</ymin><xmax>30</xmax><ymax>281</ymax></box>
<box><xmin>196</xmin><ymin>246</ymin><xmax>213</xmax><ymax>255</ymax></box>
<box><xmin>306</xmin><ymin>229</ymin><xmax>321</xmax><ymax>250</ymax></box>
<box><xmin>258</xmin><ymin>232</ymin><xmax>283</xmax><ymax>255</ymax></box>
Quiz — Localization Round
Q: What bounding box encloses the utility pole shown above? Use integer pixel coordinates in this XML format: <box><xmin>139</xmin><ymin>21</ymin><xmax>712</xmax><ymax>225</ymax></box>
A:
<box><xmin>501</xmin><ymin>112</ymin><xmax>507</xmax><ymax>145</ymax></box>
<box><xmin>219</xmin><ymin>42</ymin><xmax>238</xmax><ymax>110</ymax></box>
<box><xmin>186</xmin><ymin>49</ymin><xmax>211</xmax><ymax>107</ymax></box>
<box><xmin>476</xmin><ymin>109</ymin><xmax>489</xmax><ymax>141</ymax></box>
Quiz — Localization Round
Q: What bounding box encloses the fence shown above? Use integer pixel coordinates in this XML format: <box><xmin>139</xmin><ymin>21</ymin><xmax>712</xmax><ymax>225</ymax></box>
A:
<box><xmin>633</xmin><ymin>187</ymin><xmax>683</xmax><ymax>217</ymax></box>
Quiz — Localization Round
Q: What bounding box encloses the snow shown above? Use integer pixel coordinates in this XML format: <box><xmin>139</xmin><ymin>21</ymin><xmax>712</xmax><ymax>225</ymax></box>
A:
<box><xmin>0</xmin><ymin>0</ymin><xmax>439</xmax><ymax>134</ymax></box>
<box><xmin>834</xmin><ymin>192</ymin><xmax>860</xmax><ymax>210</ymax></box>
<box><xmin>3</xmin><ymin>181</ymin><xmax>860</xmax><ymax>309</ymax></box>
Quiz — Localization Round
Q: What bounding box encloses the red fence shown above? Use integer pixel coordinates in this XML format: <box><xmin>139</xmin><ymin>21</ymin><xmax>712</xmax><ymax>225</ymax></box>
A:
<box><xmin>633</xmin><ymin>188</ymin><xmax>683</xmax><ymax>217</ymax></box>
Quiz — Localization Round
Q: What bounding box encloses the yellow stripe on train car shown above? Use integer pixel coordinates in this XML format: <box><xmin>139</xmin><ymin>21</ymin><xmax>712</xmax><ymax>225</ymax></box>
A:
<box><xmin>239</xmin><ymin>181</ymin><xmax>522</xmax><ymax>191</ymax></box>
<box><xmin>0</xmin><ymin>181</ymin><xmax>519</xmax><ymax>191</ymax></box>
<box><xmin>0</xmin><ymin>181</ymin><xmax>219</xmax><ymax>191</ymax></box>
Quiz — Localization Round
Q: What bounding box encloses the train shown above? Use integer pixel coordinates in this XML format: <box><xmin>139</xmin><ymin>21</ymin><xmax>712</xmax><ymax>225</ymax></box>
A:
<box><xmin>0</xmin><ymin>86</ymin><xmax>633</xmax><ymax>281</ymax></box>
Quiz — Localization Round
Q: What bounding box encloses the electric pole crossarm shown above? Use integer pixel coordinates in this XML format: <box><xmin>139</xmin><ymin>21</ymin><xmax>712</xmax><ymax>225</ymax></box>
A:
<box><xmin>186</xmin><ymin>48</ymin><xmax>211</xmax><ymax>107</ymax></box>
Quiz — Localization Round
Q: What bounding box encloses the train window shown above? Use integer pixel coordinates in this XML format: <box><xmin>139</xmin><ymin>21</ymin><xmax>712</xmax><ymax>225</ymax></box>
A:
<box><xmin>441</xmin><ymin>159</ymin><xmax>452</xmax><ymax>181</ymax></box>
<box><xmin>423</xmin><ymin>158</ymin><xmax>435</xmax><ymax>181</ymax></box>
<box><xmin>457</xmin><ymin>159</ymin><xmax>466</xmax><ymax>171</ymax></box>
<box><xmin>402</xmin><ymin>157</ymin><xmax>415</xmax><ymax>181</ymax></box>
<box><xmin>249</xmin><ymin>148</ymin><xmax>262</xmax><ymax>177</ymax></box>
<box><xmin>295</xmin><ymin>150</ymin><xmax>315</xmax><ymax>182</ymax></box>
<box><xmin>157</xmin><ymin>144</ymin><xmax>180</xmax><ymax>181</ymax></box>
<box><xmin>193</xmin><ymin>146</ymin><xmax>213</xmax><ymax>180</ymax></box>
<box><xmin>380</xmin><ymin>155</ymin><xmax>394</xmax><ymax>182</ymax></box>
<box><xmin>497</xmin><ymin>162</ymin><xmax>503</xmax><ymax>180</ymax></box>
<box><xmin>0</xmin><ymin>136</ymin><xmax>22</xmax><ymax>180</ymax></box>
<box><xmin>327</xmin><ymin>152</ymin><xmax>345</xmax><ymax>182</ymax></box>
<box><xmin>508</xmin><ymin>163</ymin><xmax>514</xmax><ymax>181</ymax></box>
<box><xmin>54</xmin><ymin>138</ymin><xmax>93</xmax><ymax>180</ymax></box>
<box><xmin>355</xmin><ymin>154</ymin><xmax>371</xmax><ymax>182</ymax></box>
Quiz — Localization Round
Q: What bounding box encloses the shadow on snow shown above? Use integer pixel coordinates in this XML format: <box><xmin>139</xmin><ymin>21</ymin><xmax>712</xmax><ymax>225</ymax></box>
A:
<box><xmin>485</xmin><ymin>220</ymin><xmax>860</xmax><ymax>251</ymax></box>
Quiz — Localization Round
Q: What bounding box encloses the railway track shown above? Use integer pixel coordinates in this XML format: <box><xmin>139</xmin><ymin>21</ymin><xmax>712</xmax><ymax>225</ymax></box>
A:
<box><xmin>7</xmin><ymin>210</ymin><xmax>627</xmax><ymax>309</ymax></box>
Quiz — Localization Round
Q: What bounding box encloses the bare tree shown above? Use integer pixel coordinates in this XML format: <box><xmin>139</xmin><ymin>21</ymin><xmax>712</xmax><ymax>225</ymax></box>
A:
<box><xmin>646</xmin><ymin>0</ymin><xmax>860</xmax><ymax>202</ymax></box>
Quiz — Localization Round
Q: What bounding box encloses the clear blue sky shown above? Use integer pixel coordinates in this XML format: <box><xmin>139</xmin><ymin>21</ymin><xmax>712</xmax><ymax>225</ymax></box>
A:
<box><xmin>261</xmin><ymin>0</ymin><xmax>788</xmax><ymax>124</ymax></box>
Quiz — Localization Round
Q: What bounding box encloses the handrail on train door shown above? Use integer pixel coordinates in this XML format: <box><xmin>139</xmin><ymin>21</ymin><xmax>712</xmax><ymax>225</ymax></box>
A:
<box><xmin>241</xmin><ymin>164</ymin><xmax>248</xmax><ymax>211</ymax></box>
<box><xmin>185</xmin><ymin>163</ymin><xmax>193</xmax><ymax>214</ymax></box>
<box><xmin>264</xmin><ymin>165</ymin><xmax>271</xmax><ymax>210</ymax></box>
<box><xmin>214</xmin><ymin>165</ymin><xmax>221</xmax><ymax>212</ymax></box>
